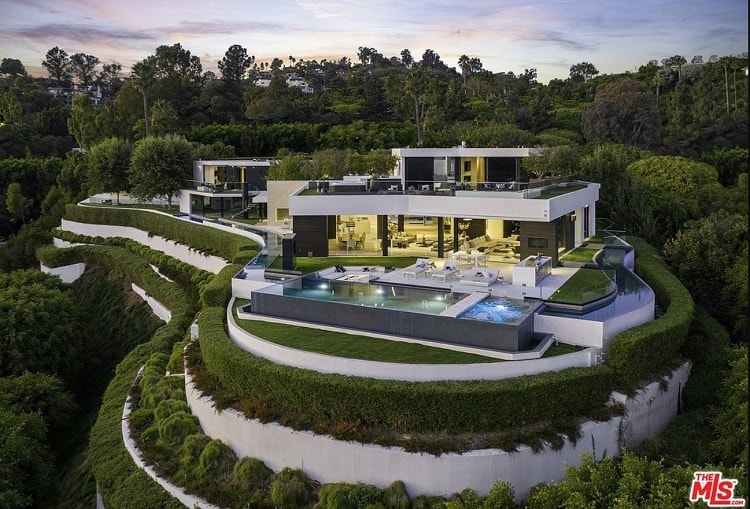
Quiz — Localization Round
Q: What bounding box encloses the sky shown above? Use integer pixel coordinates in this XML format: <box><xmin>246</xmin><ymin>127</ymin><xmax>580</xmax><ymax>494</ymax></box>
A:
<box><xmin>1</xmin><ymin>0</ymin><xmax>747</xmax><ymax>83</ymax></box>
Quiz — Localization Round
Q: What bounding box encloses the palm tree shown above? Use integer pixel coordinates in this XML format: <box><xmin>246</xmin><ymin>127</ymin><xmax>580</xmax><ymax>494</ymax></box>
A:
<box><xmin>130</xmin><ymin>56</ymin><xmax>158</xmax><ymax>137</ymax></box>
<box><xmin>458</xmin><ymin>55</ymin><xmax>471</xmax><ymax>85</ymax></box>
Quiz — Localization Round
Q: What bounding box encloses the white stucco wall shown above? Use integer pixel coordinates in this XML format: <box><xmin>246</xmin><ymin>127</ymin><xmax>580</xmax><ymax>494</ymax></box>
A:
<box><xmin>185</xmin><ymin>362</ymin><xmax>691</xmax><ymax>501</ymax></box>
<box><xmin>226</xmin><ymin>307</ymin><xmax>596</xmax><ymax>381</ymax></box>
<box><xmin>131</xmin><ymin>283</ymin><xmax>171</xmax><ymax>322</ymax></box>
<box><xmin>40</xmin><ymin>261</ymin><xmax>86</xmax><ymax>283</ymax></box>
<box><xmin>60</xmin><ymin>219</ymin><xmax>229</xmax><ymax>273</ymax></box>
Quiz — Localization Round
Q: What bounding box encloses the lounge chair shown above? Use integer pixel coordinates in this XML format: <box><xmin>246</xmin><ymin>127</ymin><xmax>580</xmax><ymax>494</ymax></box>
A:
<box><xmin>461</xmin><ymin>269</ymin><xmax>499</xmax><ymax>286</ymax></box>
<box><xmin>403</xmin><ymin>258</ymin><xmax>430</xmax><ymax>278</ymax></box>
<box><xmin>431</xmin><ymin>261</ymin><xmax>459</xmax><ymax>282</ymax></box>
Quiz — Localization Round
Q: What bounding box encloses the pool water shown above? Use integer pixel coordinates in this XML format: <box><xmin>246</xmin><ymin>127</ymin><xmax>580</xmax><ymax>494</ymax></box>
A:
<box><xmin>459</xmin><ymin>297</ymin><xmax>532</xmax><ymax>324</ymax></box>
<box><xmin>282</xmin><ymin>277</ymin><xmax>469</xmax><ymax>315</ymax></box>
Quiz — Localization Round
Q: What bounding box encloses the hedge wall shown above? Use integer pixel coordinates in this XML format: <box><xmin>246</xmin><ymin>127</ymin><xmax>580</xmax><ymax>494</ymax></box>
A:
<box><xmin>196</xmin><ymin>306</ymin><xmax>614</xmax><ymax>437</ymax></box>
<box><xmin>63</xmin><ymin>204</ymin><xmax>256</xmax><ymax>261</ymax></box>
<box><xmin>37</xmin><ymin>244</ymin><xmax>195</xmax><ymax>508</ymax></box>
<box><xmin>607</xmin><ymin>236</ymin><xmax>694</xmax><ymax>391</ymax></box>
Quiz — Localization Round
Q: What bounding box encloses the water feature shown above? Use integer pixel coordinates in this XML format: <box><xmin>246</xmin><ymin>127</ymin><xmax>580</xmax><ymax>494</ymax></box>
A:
<box><xmin>458</xmin><ymin>297</ymin><xmax>535</xmax><ymax>324</ymax></box>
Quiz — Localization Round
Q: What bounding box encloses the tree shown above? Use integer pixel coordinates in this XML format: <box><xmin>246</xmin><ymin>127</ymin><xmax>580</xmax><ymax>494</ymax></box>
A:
<box><xmin>41</xmin><ymin>46</ymin><xmax>71</xmax><ymax>85</ymax></box>
<box><xmin>128</xmin><ymin>135</ymin><xmax>194</xmax><ymax>207</ymax></box>
<box><xmin>86</xmin><ymin>137</ymin><xmax>132</xmax><ymax>202</ymax></box>
<box><xmin>5</xmin><ymin>182</ymin><xmax>33</xmax><ymax>225</ymax></box>
<box><xmin>0</xmin><ymin>58</ymin><xmax>27</xmax><ymax>78</ymax></box>
<box><xmin>578</xmin><ymin>142</ymin><xmax>648</xmax><ymax>218</ymax></box>
<box><xmin>582</xmin><ymin>79</ymin><xmax>660</xmax><ymax>148</ymax></box>
<box><xmin>523</xmin><ymin>145</ymin><xmax>582</xmax><ymax>179</ymax></box>
<box><xmin>218</xmin><ymin>44</ymin><xmax>254</xmax><ymax>82</ymax></box>
<box><xmin>400</xmin><ymin>49</ymin><xmax>414</xmax><ymax>68</ymax></box>
<box><xmin>623</xmin><ymin>155</ymin><xmax>723</xmax><ymax>245</ymax></box>
<box><xmin>130</xmin><ymin>56</ymin><xmax>158</xmax><ymax>137</ymax></box>
<box><xmin>149</xmin><ymin>99</ymin><xmax>179</xmax><ymax>136</ymax></box>
<box><xmin>0</xmin><ymin>408</ymin><xmax>57</xmax><ymax>509</ymax></box>
<box><xmin>664</xmin><ymin>212</ymin><xmax>747</xmax><ymax>335</ymax></box>
<box><xmin>0</xmin><ymin>269</ymin><xmax>80</xmax><ymax>378</ymax></box>
<box><xmin>0</xmin><ymin>92</ymin><xmax>23</xmax><ymax>124</ymax></box>
<box><xmin>711</xmin><ymin>346</ymin><xmax>748</xmax><ymax>468</ymax></box>
<box><xmin>99</xmin><ymin>62</ymin><xmax>122</xmax><ymax>92</ymax></box>
<box><xmin>67</xmin><ymin>95</ymin><xmax>100</xmax><ymax>150</ymax></box>
<box><xmin>662</xmin><ymin>55</ymin><xmax>687</xmax><ymax>80</ymax></box>
<box><xmin>69</xmin><ymin>53</ymin><xmax>100</xmax><ymax>85</ymax></box>
<box><xmin>701</xmin><ymin>147</ymin><xmax>748</xmax><ymax>187</ymax></box>
<box><xmin>0</xmin><ymin>372</ymin><xmax>77</xmax><ymax>432</ymax></box>
<box><xmin>569</xmin><ymin>62</ymin><xmax>599</xmax><ymax>82</ymax></box>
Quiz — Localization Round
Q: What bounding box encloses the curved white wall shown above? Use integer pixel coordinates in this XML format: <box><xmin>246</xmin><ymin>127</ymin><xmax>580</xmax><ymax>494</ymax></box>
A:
<box><xmin>60</xmin><ymin>219</ymin><xmax>229</xmax><ymax>273</ymax></box>
<box><xmin>185</xmin><ymin>362</ymin><xmax>691</xmax><ymax>501</ymax></box>
<box><xmin>226</xmin><ymin>308</ymin><xmax>595</xmax><ymax>382</ymax></box>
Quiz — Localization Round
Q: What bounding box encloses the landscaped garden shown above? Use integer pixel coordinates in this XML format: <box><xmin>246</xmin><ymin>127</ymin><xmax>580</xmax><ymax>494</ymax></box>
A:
<box><xmin>546</xmin><ymin>267</ymin><xmax>617</xmax><ymax>305</ymax></box>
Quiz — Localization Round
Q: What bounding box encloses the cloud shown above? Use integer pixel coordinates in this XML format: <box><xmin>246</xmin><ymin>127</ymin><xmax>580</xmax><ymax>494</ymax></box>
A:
<box><xmin>8</xmin><ymin>23</ymin><xmax>156</xmax><ymax>44</ymax></box>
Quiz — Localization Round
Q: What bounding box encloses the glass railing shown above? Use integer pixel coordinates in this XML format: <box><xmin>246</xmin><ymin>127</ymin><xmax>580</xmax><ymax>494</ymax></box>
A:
<box><xmin>303</xmin><ymin>176</ymin><xmax>583</xmax><ymax>197</ymax></box>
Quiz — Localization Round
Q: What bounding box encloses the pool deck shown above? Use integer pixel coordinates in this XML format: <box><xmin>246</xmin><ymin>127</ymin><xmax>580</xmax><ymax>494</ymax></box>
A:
<box><xmin>366</xmin><ymin>261</ymin><xmax>580</xmax><ymax>302</ymax></box>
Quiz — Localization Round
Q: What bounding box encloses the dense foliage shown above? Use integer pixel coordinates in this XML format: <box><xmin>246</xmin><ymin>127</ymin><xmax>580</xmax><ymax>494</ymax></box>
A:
<box><xmin>0</xmin><ymin>43</ymin><xmax>747</xmax><ymax>507</ymax></box>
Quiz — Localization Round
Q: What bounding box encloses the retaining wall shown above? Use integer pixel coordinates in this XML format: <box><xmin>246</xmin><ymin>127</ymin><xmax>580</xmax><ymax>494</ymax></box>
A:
<box><xmin>185</xmin><ymin>360</ymin><xmax>690</xmax><ymax>500</ymax></box>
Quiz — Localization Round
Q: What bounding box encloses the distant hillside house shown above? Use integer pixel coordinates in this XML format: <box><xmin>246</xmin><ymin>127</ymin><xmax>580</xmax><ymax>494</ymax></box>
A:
<box><xmin>47</xmin><ymin>83</ymin><xmax>104</xmax><ymax>106</ymax></box>
<box><xmin>253</xmin><ymin>73</ymin><xmax>313</xmax><ymax>93</ymax></box>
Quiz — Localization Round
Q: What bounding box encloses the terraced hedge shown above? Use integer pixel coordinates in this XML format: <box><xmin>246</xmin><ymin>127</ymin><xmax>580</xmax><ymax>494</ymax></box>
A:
<box><xmin>63</xmin><ymin>204</ymin><xmax>255</xmax><ymax>261</ymax></box>
<box><xmin>607</xmin><ymin>237</ymin><xmax>694</xmax><ymax>391</ymax></box>
<box><xmin>37</xmin><ymin>244</ymin><xmax>195</xmax><ymax>508</ymax></box>
<box><xmin>196</xmin><ymin>306</ymin><xmax>614</xmax><ymax>438</ymax></box>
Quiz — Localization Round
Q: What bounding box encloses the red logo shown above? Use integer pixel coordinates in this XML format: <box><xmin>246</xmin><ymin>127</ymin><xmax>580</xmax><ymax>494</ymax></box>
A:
<box><xmin>689</xmin><ymin>471</ymin><xmax>746</xmax><ymax>507</ymax></box>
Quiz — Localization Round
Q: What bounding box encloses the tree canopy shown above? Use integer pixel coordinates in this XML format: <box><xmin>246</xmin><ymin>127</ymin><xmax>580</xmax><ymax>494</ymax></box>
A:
<box><xmin>128</xmin><ymin>135</ymin><xmax>194</xmax><ymax>207</ymax></box>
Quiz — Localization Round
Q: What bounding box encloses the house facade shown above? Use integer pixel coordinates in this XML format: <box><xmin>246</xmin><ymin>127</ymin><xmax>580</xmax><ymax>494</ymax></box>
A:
<box><xmin>180</xmin><ymin>159</ymin><xmax>271</xmax><ymax>219</ymax></box>
<box><xmin>281</xmin><ymin>147</ymin><xmax>598</xmax><ymax>266</ymax></box>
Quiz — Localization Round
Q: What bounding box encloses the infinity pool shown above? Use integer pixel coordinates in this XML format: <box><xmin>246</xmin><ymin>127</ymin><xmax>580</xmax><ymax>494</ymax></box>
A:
<box><xmin>250</xmin><ymin>273</ymin><xmax>536</xmax><ymax>351</ymax></box>
<box><xmin>282</xmin><ymin>277</ymin><xmax>468</xmax><ymax>315</ymax></box>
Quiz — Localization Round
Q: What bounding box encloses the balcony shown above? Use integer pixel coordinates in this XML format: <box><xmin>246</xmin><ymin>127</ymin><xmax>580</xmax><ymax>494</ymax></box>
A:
<box><xmin>289</xmin><ymin>177</ymin><xmax>599</xmax><ymax>223</ymax></box>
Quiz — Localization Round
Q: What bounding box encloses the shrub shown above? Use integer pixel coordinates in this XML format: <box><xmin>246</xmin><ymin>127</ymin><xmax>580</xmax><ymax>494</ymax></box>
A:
<box><xmin>231</xmin><ymin>456</ymin><xmax>273</xmax><ymax>493</ymax></box>
<box><xmin>174</xmin><ymin>434</ymin><xmax>212</xmax><ymax>488</ymax></box>
<box><xmin>199</xmin><ymin>264</ymin><xmax>240</xmax><ymax>308</ymax></box>
<box><xmin>270</xmin><ymin>467</ymin><xmax>312</xmax><ymax>509</ymax></box>
<box><xmin>157</xmin><ymin>411</ymin><xmax>200</xmax><ymax>446</ymax></box>
<box><xmin>382</xmin><ymin>480</ymin><xmax>410</xmax><ymax>509</ymax></box>
<box><xmin>316</xmin><ymin>483</ymin><xmax>355</xmax><ymax>509</ymax></box>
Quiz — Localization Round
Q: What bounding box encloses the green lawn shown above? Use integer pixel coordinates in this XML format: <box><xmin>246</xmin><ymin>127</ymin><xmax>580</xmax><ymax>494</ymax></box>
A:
<box><xmin>541</xmin><ymin>342</ymin><xmax>583</xmax><ymax>357</ymax></box>
<box><xmin>233</xmin><ymin>301</ymin><xmax>500</xmax><ymax>364</ymax></box>
<box><xmin>533</xmin><ymin>183</ymin><xmax>587</xmax><ymax>199</ymax></box>
<box><xmin>547</xmin><ymin>268</ymin><xmax>616</xmax><ymax>305</ymax></box>
<box><xmin>234</xmin><ymin>300</ymin><xmax>584</xmax><ymax>363</ymax></box>
<box><xmin>561</xmin><ymin>247</ymin><xmax>600</xmax><ymax>263</ymax></box>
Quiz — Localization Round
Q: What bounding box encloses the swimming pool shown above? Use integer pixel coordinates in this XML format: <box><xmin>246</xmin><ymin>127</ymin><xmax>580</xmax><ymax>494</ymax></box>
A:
<box><xmin>281</xmin><ymin>277</ymin><xmax>468</xmax><ymax>315</ymax></box>
<box><xmin>250</xmin><ymin>273</ymin><xmax>536</xmax><ymax>351</ymax></box>
<box><xmin>459</xmin><ymin>297</ymin><xmax>534</xmax><ymax>324</ymax></box>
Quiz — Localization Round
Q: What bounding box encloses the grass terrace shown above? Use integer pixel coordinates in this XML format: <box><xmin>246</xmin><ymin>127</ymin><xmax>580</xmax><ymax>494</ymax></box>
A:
<box><xmin>532</xmin><ymin>183</ymin><xmax>588</xmax><ymax>199</ymax></box>
<box><xmin>233</xmin><ymin>299</ymin><xmax>582</xmax><ymax>361</ymax></box>
<box><xmin>546</xmin><ymin>268</ymin><xmax>616</xmax><ymax>305</ymax></box>
<box><xmin>561</xmin><ymin>246</ymin><xmax>601</xmax><ymax>263</ymax></box>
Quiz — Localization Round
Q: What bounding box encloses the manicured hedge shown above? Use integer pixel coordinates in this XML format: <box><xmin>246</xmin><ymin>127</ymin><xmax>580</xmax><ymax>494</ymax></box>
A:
<box><xmin>63</xmin><ymin>204</ymin><xmax>256</xmax><ymax>261</ymax></box>
<box><xmin>37</xmin><ymin>244</ymin><xmax>196</xmax><ymax>508</ymax></box>
<box><xmin>607</xmin><ymin>236</ymin><xmax>694</xmax><ymax>391</ymax></box>
<box><xmin>199</xmin><ymin>263</ymin><xmax>242</xmax><ymax>309</ymax></box>
<box><xmin>196</xmin><ymin>306</ymin><xmax>614</xmax><ymax>436</ymax></box>
<box><xmin>49</xmin><ymin>230</ymin><xmax>214</xmax><ymax>292</ymax></box>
